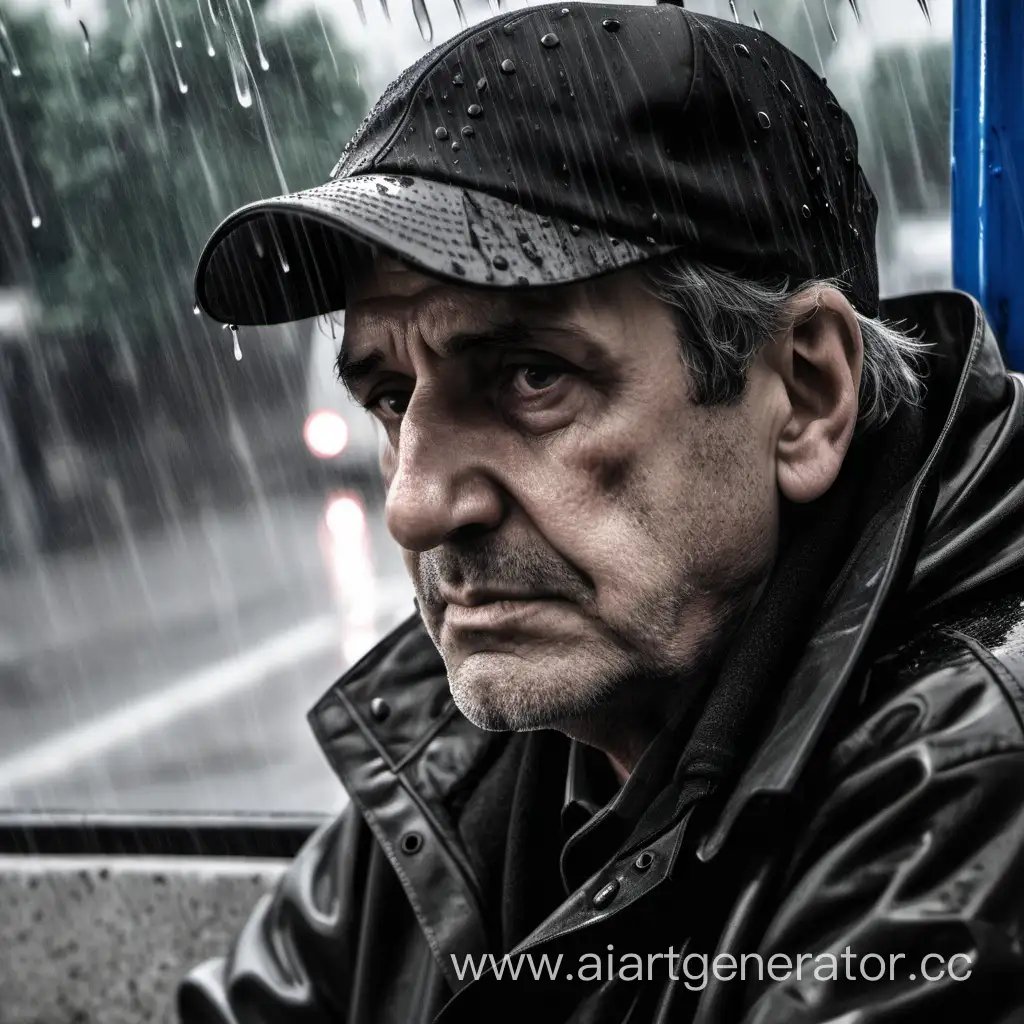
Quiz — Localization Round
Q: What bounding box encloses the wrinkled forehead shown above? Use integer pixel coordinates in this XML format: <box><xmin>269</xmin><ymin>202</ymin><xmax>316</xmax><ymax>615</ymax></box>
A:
<box><xmin>342</xmin><ymin>249</ymin><xmax>600</xmax><ymax>354</ymax></box>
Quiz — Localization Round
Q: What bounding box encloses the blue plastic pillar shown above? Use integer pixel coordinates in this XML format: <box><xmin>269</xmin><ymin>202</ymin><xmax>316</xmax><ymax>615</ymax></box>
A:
<box><xmin>951</xmin><ymin>0</ymin><xmax>1024</xmax><ymax>370</ymax></box>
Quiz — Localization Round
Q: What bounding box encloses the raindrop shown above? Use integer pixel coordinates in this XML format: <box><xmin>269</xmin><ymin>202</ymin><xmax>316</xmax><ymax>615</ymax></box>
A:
<box><xmin>541</xmin><ymin>33</ymin><xmax>560</xmax><ymax>48</ymax></box>
<box><xmin>570</xmin><ymin>224</ymin><xmax>581</xmax><ymax>235</ymax></box>
<box><xmin>500</xmin><ymin>59</ymin><xmax>516</xmax><ymax>74</ymax></box>
<box><xmin>453</xmin><ymin>72</ymin><xmax>465</xmax><ymax>86</ymax></box>
<box><xmin>822</xmin><ymin>1</ymin><xmax>836</xmax><ymax>42</ymax></box>
<box><xmin>435</xmin><ymin>126</ymin><xmax>449</xmax><ymax>140</ymax></box>
<box><xmin>467</xmin><ymin>103</ymin><xmax>483</xmax><ymax>118</ymax></box>
<box><xmin>244</xmin><ymin>0</ymin><xmax>271</xmax><ymax>70</ymax></box>
<box><xmin>492</xmin><ymin>255</ymin><xmax>509</xmax><ymax>269</ymax></box>
<box><xmin>476</xmin><ymin>77</ymin><xmax>488</xmax><ymax>91</ymax></box>
<box><xmin>412</xmin><ymin>0</ymin><xmax>433</xmax><ymax>42</ymax></box>
<box><xmin>79</xmin><ymin>20</ymin><xmax>91</xmax><ymax>56</ymax></box>
<box><xmin>847</xmin><ymin>0</ymin><xmax>861</xmax><ymax>23</ymax></box>
<box><xmin>0</xmin><ymin>61</ymin><xmax>40</xmax><ymax>229</ymax></box>
<box><xmin>728</xmin><ymin>0</ymin><xmax>738</xmax><ymax>23</ymax></box>
<box><xmin>734</xmin><ymin>43</ymin><xmax>750</xmax><ymax>59</ymax></box>
<box><xmin>0</xmin><ymin>17</ymin><xmax>23</xmax><ymax>77</ymax></box>
<box><xmin>154</xmin><ymin>0</ymin><xmax>188</xmax><ymax>94</ymax></box>
<box><xmin>602</xmin><ymin>18</ymin><xmax>620</xmax><ymax>32</ymax></box>
<box><xmin>917</xmin><ymin>0</ymin><xmax>931</xmax><ymax>22</ymax></box>
<box><xmin>196</xmin><ymin>0</ymin><xmax>216</xmax><ymax>56</ymax></box>
<box><xmin>193</xmin><ymin>304</ymin><xmax>202</xmax><ymax>315</ymax></box>
<box><xmin>461</xmin><ymin>125</ymin><xmax>475</xmax><ymax>137</ymax></box>
<box><xmin>753</xmin><ymin>10</ymin><xmax>762</xmax><ymax>30</ymax></box>
<box><xmin>229</xmin><ymin>41</ymin><xmax>252</xmax><ymax>108</ymax></box>
<box><xmin>757</xmin><ymin>111</ymin><xmax>771</xmax><ymax>129</ymax></box>
<box><xmin>801</xmin><ymin>204</ymin><xmax>811</xmax><ymax>218</ymax></box>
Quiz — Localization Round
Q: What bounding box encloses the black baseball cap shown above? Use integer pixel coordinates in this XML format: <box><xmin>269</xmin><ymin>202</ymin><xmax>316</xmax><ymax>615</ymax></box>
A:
<box><xmin>194</xmin><ymin>0</ymin><xmax>879</xmax><ymax>326</ymax></box>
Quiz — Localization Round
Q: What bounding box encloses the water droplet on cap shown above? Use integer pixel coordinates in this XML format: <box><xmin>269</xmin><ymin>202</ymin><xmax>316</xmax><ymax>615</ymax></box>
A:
<box><xmin>435</xmin><ymin>126</ymin><xmax>449</xmax><ymax>140</ymax></box>
<box><xmin>570</xmin><ymin>224</ymin><xmax>581</xmax><ymax>235</ymax></box>
<box><xmin>467</xmin><ymin>103</ymin><xmax>484</xmax><ymax>119</ymax></box>
<box><xmin>801</xmin><ymin>204</ymin><xmax>811</xmax><ymax>219</ymax></box>
<box><xmin>492</xmin><ymin>255</ymin><xmax>509</xmax><ymax>270</ymax></box>
<box><xmin>452</xmin><ymin>140</ymin><xmax>461</xmax><ymax>151</ymax></box>
<box><xmin>476</xmin><ymin>77</ymin><xmax>488</xmax><ymax>91</ymax></box>
<box><xmin>453</xmin><ymin>72</ymin><xmax>464</xmax><ymax>86</ymax></box>
<box><xmin>501</xmin><ymin>58</ymin><xmax>516</xmax><ymax>74</ymax></box>
<box><xmin>777</xmin><ymin>80</ymin><xmax>792</xmax><ymax>98</ymax></box>
<box><xmin>461</xmin><ymin>125</ymin><xmax>475</xmax><ymax>137</ymax></box>
<box><xmin>602</xmin><ymin>18</ymin><xmax>620</xmax><ymax>31</ymax></box>
<box><xmin>541</xmin><ymin>32</ymin><xmax>559</xmax><ymax>47</ymax></box>
<box><xmin>757</xmin><ymin>111</ymin><xmax>771</xmax><ymax>129</ymax></box>
<box><xmin>734</xmin><ymin>43</ymin><xmax>750</xmax><ymax>58</ymax></box>
<box><xmin>844</xmin><ymin>148</ymin><xmax>853</xmax><ymax>163</ymax></box>
<box><xmin>502</xmin><ymin>22</ymin><xmax>516</xmax><ymax>34</ymax></box>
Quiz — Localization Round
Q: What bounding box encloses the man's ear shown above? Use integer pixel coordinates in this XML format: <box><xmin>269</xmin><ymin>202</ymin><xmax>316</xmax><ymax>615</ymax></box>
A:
<box><xmin>772</xmin><ymin>286</ymin><xmax>863</xmax><ymax>504</ymax></box>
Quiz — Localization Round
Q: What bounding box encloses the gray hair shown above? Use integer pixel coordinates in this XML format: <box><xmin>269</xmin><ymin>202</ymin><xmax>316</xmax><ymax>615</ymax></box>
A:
<box><xmin>640</xmin><ymin>255</ymin><xmax>929</xmax><ymax>432</ymax></box>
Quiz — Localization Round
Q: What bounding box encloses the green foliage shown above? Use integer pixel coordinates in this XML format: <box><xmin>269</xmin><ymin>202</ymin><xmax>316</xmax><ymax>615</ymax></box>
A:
<box><xmin>0</xmin><ymin>0</ymin><xmax>366</xmax><ymax>377</ymax></box>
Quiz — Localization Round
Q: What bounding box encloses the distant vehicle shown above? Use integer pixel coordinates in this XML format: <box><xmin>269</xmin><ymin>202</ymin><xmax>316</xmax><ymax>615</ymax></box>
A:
<box><xmin>303</xmin><ymin>314</ymin><xmax>383</xmax><ymax>500</ymax></box>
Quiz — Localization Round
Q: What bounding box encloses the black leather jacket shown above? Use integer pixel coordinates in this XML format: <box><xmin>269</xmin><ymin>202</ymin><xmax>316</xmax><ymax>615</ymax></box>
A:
<box><xmin>179</xmin><ymin>291</ymin><xmax>1024</xmax><ymax>1024</ymax></box>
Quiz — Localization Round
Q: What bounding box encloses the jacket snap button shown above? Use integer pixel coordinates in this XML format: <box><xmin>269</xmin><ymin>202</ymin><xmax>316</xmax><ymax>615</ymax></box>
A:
<box><xmin>400</xmin><ymin>832</ymin><xmax>424</xmax><ymax>855</ymax></box>
<box><xmin>634</xmin><ymin>851</ymin><xmax>654</xmax><ymax>872</ymax></box>
<box><xmin>370</xmin><ymin>698</ymin><xmax>391</xmax><ymax>722</ymax></box>
<box><xmin>592</xmin><ymin>879</ymin><xmax>619</xmax><ymax>908</ymax></box>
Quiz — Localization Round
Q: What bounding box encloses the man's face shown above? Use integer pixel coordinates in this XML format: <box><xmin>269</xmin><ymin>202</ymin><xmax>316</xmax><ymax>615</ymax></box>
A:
<box><xmin>342</xmin><ymin>257</ymin><xmax>785</xmax><ymax>751</ymax></box>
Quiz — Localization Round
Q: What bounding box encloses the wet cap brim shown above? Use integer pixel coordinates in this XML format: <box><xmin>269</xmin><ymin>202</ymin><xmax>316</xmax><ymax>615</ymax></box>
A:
<box><xmin>194</xmin><ymin>173</ymin><xmax>675</xmax><ymax>326</ymax></box>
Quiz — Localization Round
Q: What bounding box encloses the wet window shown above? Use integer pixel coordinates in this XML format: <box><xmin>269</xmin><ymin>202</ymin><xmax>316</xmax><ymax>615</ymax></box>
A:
<box><xmin>0</xmin><ymin>0</ymin><xmax>951</xmax><ymax>813</ymax></box>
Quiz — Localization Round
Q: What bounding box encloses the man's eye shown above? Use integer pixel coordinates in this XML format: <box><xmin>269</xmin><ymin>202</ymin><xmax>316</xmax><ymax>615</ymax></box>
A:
<box><xmin>511</xmin><ymin>365</ymin><xmax>566</xmax><ymax>394</ymax></box>
<box><xmin>370</xmin><ymin>392</ymin><xmax>410</xmax><ymax>416</ymax></box>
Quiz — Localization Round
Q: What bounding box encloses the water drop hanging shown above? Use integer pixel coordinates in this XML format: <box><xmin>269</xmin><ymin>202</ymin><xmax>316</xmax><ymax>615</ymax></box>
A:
<box><xmin>193</xmin><ymin>304</ymin><xmax>202</xmax><ymax>316</ymax></box>
<box><xmin>822</xmin><ymin>1</ymin><xmax>836</xmax><ymax>43</ymax></box>
<box><xmin>412</xmin><ymin>0</ymin><xmax>433</xmax><ymax>43</ymax></box>
<box><xmin>244</xmin><ymin>0</ymin><xmax>271</xmax><ymax>69</ymax></box>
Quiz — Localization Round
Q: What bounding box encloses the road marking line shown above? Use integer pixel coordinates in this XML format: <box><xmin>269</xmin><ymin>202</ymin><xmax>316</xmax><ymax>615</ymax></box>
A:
<box><xmin>0</xmin><ymin>615</ymin><xmax>339</xmax><ymax>793</ymax></box>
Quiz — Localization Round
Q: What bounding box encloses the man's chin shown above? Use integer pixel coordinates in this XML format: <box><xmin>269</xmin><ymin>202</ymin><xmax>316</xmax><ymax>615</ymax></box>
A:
<box><xmin>446</xmin><ymin>649</ymin><xmax>603</xmax><ymax>734</ymax></box>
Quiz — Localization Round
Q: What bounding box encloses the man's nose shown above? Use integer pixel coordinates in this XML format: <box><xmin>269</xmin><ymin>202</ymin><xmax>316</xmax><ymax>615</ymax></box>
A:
<box><xmin>384</xmin><ymin>400</ymin><xmax>505</xmax><ymax>552</ymax></box>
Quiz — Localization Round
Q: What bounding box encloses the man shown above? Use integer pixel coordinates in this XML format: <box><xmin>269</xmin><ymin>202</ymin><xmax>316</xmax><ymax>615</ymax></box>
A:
<box><xmin>181</xmin><ymin>3</ymin><xmax>1024</xmax><ymax>1022</ymax></box>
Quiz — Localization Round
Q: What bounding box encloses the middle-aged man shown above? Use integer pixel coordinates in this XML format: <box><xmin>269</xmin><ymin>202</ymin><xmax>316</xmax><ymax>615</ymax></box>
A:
<box><xmin>181</xmin><ymin>3</ymin><xmax>1024</xmax><ymax>1022</ymax></box>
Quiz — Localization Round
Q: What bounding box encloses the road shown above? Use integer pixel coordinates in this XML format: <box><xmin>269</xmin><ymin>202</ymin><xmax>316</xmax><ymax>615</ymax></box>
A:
<box><xmin>0</xmin><ymin>490</ymin><xmax>415</xmax><ymax>815</ymax></box>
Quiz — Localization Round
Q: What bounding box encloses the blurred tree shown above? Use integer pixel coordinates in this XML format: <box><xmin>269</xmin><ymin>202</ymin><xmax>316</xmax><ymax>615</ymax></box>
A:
<box><xmin>0</xmin><ymin>0</ymin><xmax>366</xmax><ymax>425</ymax></box>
